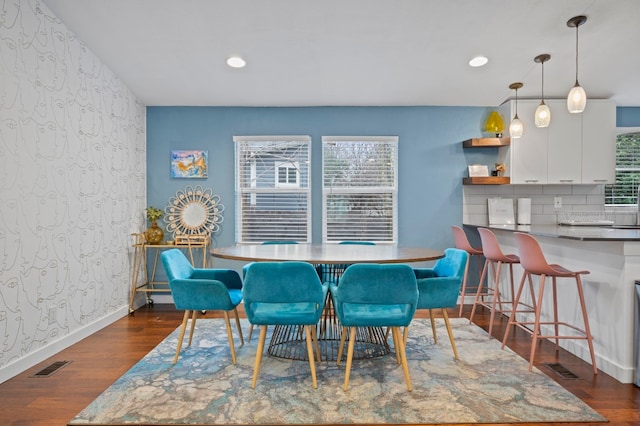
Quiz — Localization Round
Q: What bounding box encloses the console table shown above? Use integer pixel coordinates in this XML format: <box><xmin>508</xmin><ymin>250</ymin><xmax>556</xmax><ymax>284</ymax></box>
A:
<box><xmin>129</xmin><ymin>233</ymin><xmax>209</xmax><ymax>314</ymax></box>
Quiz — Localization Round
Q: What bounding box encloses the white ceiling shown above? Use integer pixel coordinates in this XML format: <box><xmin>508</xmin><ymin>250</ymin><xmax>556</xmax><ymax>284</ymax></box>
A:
<box><xmin>41</xmin><ymin>0</ymin><xmax>640</xmax><ymax>107</ymax></box>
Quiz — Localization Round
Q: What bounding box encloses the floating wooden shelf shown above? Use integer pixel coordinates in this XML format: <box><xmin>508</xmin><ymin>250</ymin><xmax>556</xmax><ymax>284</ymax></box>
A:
<box><xmin>463</xmin><ymin>176</ymin><xmax>510</xmax><ymax>185</ymax></box>
<box><xmin>462</xmin><ymin>137</ymin><xmax>511</xmax><ymax>148</ymax></box>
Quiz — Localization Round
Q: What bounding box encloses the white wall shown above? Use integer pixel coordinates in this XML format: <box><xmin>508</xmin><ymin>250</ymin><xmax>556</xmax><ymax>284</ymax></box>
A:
<box><xmin>0</xmin><ymin>0</ymin><xmax>146</xmax><ymax>382</ymax></box>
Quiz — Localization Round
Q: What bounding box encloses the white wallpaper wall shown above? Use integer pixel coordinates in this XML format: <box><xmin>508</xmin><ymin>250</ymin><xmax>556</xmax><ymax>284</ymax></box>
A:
<box><xmin>0</xmin><ymin>0</ymin><xmax>146</xmax><ymax>381</ymax></box>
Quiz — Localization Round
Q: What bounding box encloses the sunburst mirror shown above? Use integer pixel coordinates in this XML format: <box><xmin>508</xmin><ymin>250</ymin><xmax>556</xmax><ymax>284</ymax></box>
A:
<box><xmin>164</xmin><ymin>186</ymin><xmax>224</xmax><ymax>236</ymax></box>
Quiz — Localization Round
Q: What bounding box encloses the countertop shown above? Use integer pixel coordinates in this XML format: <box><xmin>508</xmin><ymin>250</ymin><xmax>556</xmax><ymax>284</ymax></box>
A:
<box><xmin>462</xmin><ymin>223</ymin><xmax>640</xmax><ymax>241</ymax></box>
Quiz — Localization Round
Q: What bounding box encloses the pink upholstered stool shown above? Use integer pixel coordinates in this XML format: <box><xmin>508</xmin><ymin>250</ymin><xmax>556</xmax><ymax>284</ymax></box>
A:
<box><xmin>451</xmin><ymin>225</ymin><xmax>485</xmax><ymax>317</ymax></box>
<box><xmin>502</xmin><ymin>232</ymin><xmax>597</xmax><ymax>375</ymax></box>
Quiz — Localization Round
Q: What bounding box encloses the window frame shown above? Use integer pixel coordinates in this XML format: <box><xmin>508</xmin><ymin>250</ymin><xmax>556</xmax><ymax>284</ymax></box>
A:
<box><xmin>321</xmin><ymin>136</ymin><xmax>398</xmax><ymax>244</ymax></box>
<box><xmin>234</xmin><ymin>135</ymin><xmax>312</xmax><ymax>244</ymax></box>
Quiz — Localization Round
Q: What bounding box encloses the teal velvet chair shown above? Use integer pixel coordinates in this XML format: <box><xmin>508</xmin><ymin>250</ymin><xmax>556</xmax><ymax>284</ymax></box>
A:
<box><xmin>242</xmin><ymin>241</ymin><xmax>299</xmax><ymax>341</ymax></box>
<box><xmin>330</xmin><ymin>263</ymin><xmax>418</xmax><ymax>392</ymax></box>
<box><xmin>410</xmin><ymin>248</ymin><xmax>468</xmax><ymax>359</ymax></box>
<box><xmin>160</xmin><ymin>249</ymin><xmax>244</xmax><ymax>365</ymax></box>
<box><xmin>243</xmin><ymin>261</ymin><xmax>328</xmax><ymax>389</ymax></box>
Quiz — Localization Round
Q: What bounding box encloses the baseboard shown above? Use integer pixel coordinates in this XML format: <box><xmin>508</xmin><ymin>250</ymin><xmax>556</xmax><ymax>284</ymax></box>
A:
<box><xmin>0</xmin><ymin>305</ymin><xmax>130</xmax><ymax>384</ymax></box>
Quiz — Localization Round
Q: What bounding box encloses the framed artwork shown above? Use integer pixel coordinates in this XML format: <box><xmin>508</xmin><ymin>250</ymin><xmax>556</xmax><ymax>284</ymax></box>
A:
<box><xmin>170</xmin><ymin>150</ymin><xmax>208</xmax><ymax>178</ymax></box>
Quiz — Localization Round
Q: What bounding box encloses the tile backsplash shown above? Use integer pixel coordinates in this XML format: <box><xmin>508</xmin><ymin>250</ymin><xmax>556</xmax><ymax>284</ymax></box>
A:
<box><xmin>463</xmin><ymin>184</ymin><xmax>637</xmax><ymax>225</ymax></box>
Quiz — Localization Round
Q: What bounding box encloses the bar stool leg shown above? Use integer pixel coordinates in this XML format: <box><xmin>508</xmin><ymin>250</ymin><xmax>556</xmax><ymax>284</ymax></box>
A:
<box><xmin>502</xmin><ymin>272</ymin><xmax>528</xmax><ymax>350</ymax></box>
<box><xmin>468</xmin><ymin>258</ymin><xmax>489</xmax><ymax>325</ymax></box>
<box><xmin>552</xmin><ymin>277</ymin><xmax>560</xmax><ymax>351</ymax></box>
<box><xmin>529</xmin><ymin>274</ymin><xmax>547</xmax><ymax>372</ymax></box>
<box><xmin>576</xmin><ymin>275</ymin><xmax>598</xmax><ymax>375</ymax></box>
<box><xmin>487</xmin><ymin>260</ymin><xmax>503</xmax><ymax>338</ymax></box>
<box><xmin>458</xmin><ymin>255</ymin><xmax>471</xmax><ymax>317</ymax></box>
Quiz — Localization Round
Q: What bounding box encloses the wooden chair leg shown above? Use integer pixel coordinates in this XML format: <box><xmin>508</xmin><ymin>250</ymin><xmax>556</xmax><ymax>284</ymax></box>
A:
<box><xmin>173</xmin><ymin>310</ymin><xmax>191</xmax><ymax>364</ymax></box>
<box><xmin>343</xmin><ymin>327</ymin><xmax>357</xmax><ymax>391</ymax></box>
<box><xmin>188</xmin><ymin>310</ymin><xmax>198</xmax><ymax>346</ymax></box>
<box><xmin>251</xmin><ymin>325</ymin><xmax>268</xmax><ymax>389</ymax></box>
<box><xmin>428</xmin><ymin>309</ymin><xmax>438</xmax><ymax>343</ymax></box>
<box><xmin>441</xmin><ymin>309</ymin><xmax>459</xmax><ymax>360</ymax></box>
<box><xmin>304</xmin><ymin>325</ymin><xmax>318</xmax><ymax>388</ymax></box>
<box><xmin>392</xmin><ymin>326</ymin><xmax>412</xmax><ymax>391</ymax></box>
<box><xmin>233</xmin><ymin>308</ymin><xmax>244</xmax><ymax>346</ymax></box>
<box><xmin>223</xmin><ymin>311</ymin><xmax>237</xmax><ymax>365</ymax></box>
<box><xmin>248</xmin><ymin>324</ymin><xmax>254</xmax><ymax>342</ymax></box>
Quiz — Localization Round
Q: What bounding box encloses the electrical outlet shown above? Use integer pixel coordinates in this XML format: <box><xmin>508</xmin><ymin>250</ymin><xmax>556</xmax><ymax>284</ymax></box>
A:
<box><xmin>48</xmin><ymin>306</ymin><xmax>56</xmax><ymax>325</ymax></box>
<box><xmin>554</xmin><ymin>197</ymin><xmax>562</xmax><ymax>208</ymax></box>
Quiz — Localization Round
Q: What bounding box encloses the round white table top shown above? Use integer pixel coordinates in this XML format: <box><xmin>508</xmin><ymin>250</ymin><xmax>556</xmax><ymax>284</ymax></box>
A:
<box><xmin>210</xmin><ymin>244</ymin><xmax>444</xmax><ymax>264</ymax></box>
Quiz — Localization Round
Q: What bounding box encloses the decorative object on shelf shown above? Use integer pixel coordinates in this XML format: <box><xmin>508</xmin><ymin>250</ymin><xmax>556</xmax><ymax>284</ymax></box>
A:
<box><xmin>493</xmin><ymin>163</ymin><xmax>506</xmax><ymax>177</ymax></box>
<box><xmin>144</xmin><ymin>206</ymin><xmax>164</xmax><ymax>244</ymax></box>
<box><xmin>164</xmin><ymin>185</ymin><xmax>224</xmax><ymax>237</ymax></box>
<box><xmin>170</xmin><ymin>150</ymin><xmax>208</xmax><ymax>178</ymax></box>
<box><xmin>468</xmin><ymin>164</ymin><xmax>489</xmax><ymax>177</ymax></box>
<box><xmin>534</xmin><ymin>54</ymin><xmax>551</xmax><ymax>128</ymax></box>
<box><xmin>484</xmin><ymin>111</ymin><xmax>505</xmax><ymax>137</ymax></box>
<box><xmin>567</xmin><ymin>15</ymin><xmax>587</xmax><ymax>113</ymax></box>
<box><xmin>508</xmin><ymin>82</ymin><xmax>524</xmax><ymax>139</ymax></box>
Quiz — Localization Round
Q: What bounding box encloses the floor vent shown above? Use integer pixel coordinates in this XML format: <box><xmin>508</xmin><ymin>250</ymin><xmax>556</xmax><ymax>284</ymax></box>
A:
<box><xmin>544</xmin><ymin>362</ymin><xmax>580</xmax><ymax>380</ymax></box>
<box><xmin>31</xmin><ymin>360</ymin><xmax>72</xmax><ymax>378</ymax></box>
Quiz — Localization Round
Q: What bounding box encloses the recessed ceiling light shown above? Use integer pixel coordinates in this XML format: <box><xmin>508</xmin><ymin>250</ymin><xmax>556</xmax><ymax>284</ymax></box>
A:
<box><xmin>469</xmin><ymin>56</ymin><xmax>488</xmax><ymax>67</ymax></box>
<box><xmin>226</xmin><ymin>56</ymin><xmax>246</xmax><ymax>68</ymax></box>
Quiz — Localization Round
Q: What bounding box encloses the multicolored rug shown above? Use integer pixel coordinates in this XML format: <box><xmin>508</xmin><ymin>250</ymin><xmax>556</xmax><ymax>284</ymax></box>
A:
<box><xmin>69</xmin><ymin>318</ymin><xmax>606</xmax><ymax>425</ymax></box>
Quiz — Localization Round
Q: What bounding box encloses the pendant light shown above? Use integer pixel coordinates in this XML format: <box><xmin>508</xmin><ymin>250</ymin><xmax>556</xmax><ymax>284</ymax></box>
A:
<box><xmin>567</xmin><ymin>15</ymin><xmax>587</xmax><ymax>113</ymax></box>
<box><xmin>534</xmin><ymin>54</ymin><xmax>551</xmax><ymax>127</ymax></box>
<box><xmin>509</xmin><ymin>82</ymin><xmax>524</xmax><ymax>138</ymax></box>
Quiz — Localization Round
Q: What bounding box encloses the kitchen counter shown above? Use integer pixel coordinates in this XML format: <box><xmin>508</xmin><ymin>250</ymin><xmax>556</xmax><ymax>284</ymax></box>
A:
<box><xmin>462</xmin><ymin>222</ymin><xmax>639</xmax><ymax>384</ymax></box>
<box><xmin>463</xmin><ymin>223</ymin><xmax>640</xmax><ymax>241</ymax></box>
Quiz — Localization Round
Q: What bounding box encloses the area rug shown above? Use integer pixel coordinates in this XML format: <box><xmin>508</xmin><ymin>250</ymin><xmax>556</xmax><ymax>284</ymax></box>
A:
<box><xmin>69</xmin><ymin>318</ymin><xmax>606</xmax><ymax>425</ymax></box>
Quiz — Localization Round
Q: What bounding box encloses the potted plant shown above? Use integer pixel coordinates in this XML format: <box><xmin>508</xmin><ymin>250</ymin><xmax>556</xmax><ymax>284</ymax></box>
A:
<box><xmin>144</xmin><ymin>206</ymin><xmax>164</xmax><ymax>244</ymax></box>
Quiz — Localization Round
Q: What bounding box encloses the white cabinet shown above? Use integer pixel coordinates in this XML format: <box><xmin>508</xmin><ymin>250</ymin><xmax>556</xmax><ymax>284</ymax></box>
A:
<box><xmin>581</xmin><ymin>100</ymin><xmax>616</xmax><ymax>183</ymax></box>
<box><xmin>500</xmin><ymin>100</ymin><xmax>548</xmax><ymax>184</ymax></box>
<box><xmin>499</xmin><ymin>99</ymin><xmax>615</xmax><ymax>184</ymax></box>
<box><xmin>547</xmin><ymin>100</ymin><xmax>582</xmax><ymax>183</ymax></box>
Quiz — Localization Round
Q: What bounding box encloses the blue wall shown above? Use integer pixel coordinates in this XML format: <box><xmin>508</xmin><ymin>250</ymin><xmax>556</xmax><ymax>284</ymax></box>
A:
<box><xmin>146</xmin><ymin>105</ymin><xmax>640</xmax><ymax>255</ymax></box>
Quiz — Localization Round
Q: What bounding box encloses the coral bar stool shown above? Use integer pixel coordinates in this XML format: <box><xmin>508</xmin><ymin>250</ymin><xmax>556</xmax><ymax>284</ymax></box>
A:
<box><xmin>502</xmin><ymin>232</ymin><xmax>597</xmax><ymax>374</ymax></box>
<box><xmin>469</xmin><ymin>228</ymin><xmax>536</xmax><ymax>338</ymax></box>
<box><xmin>451</xmin><ymin>225</ymin><xmax>485</xmax><ymax>317</ymax></box>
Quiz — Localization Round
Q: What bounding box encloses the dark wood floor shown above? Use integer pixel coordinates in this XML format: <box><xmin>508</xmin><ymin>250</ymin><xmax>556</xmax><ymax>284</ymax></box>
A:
<box><xmin>0</xmin><ymin>304</ymin><xmax>638</xmax><ymax>426</ymax></box>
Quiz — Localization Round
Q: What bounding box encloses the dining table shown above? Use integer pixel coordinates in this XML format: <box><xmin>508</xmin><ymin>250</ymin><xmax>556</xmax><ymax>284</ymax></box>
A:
<box><xmin>210</xmin><ymin>243</ymin><xmax>445</xmax><ymax>361</ymax></box>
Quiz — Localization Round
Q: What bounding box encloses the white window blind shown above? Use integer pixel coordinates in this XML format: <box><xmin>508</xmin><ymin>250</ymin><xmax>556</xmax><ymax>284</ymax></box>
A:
<box><xmin>322</xmin><ymin>136</ymin><xmax>398</xmax><ymax>243</ymax></box>
<box><xmin>234</xmin><ymin>136</ymin><xmax>311</xmax><ymax>243</ymax></box>
<box><xmin>605</xmin><ymin>131</ymin><xmax>640</xmax><ymax>205</ymax></box>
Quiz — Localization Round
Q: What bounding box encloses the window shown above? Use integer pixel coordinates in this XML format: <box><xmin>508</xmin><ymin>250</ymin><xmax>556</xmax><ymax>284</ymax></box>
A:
<box><xmin>275</xmin><ymin>161</ymin><xmax>300</xmax><ymax>188</ymax></box>
<box><xmin>234</xmin><ymin>136</ymin><xmax>311</xmax><ymax>243</ymax></box>
<box><xmin>322</xmin><ymin>136</ymin><xmax>398</xmax><ymax>243</ymax></box>
<box><xmin>605</xmin><ymin>129</ymin><xmax>640</xmax><ymax>205</ymax></box>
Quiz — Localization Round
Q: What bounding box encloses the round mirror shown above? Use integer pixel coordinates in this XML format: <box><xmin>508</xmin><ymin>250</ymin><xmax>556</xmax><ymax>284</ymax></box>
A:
<box><xmin>164</xmin><ymin>185</ymin><xmax>224</xmax><ymax>236</ymax></box>
<box><xmin>181</xmin><ymin>202</ymin><xmax>207</xmax><ymax>229</ymax></box>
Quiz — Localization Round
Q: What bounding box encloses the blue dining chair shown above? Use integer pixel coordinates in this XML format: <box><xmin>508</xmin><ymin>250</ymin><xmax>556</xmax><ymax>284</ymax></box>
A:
<box><xmin>243</xmin><ymin>261</ymin><xmax>329</xmax><ymax>389</ymax></box>
<box><xmin>331</xmin><ymin>263</ymin><xmax>418</xmax><ymax>392</ymax></box>
<box><xmin>160</xmin><ymin>249</ymin><xmax>244</xmax><ymax>364</ymax></box>
<box><xmin>410</xmin><ymin>248</ymin><xmax>468</xmax><ymax>359</ymax></box>
<box><xmin>243</xmin><ymin>241</ymin><xmax>299</xmax><ymax>342</ymax></box>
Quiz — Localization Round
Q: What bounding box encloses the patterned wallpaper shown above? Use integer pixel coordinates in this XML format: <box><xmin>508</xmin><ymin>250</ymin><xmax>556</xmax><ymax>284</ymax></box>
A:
<box><xmin>0</xmin><ymin>0</ymin><xmax>146</xmax><ymax>378</ymax></box>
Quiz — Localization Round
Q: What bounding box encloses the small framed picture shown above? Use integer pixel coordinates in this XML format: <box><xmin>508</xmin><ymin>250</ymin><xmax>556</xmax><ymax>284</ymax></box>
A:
<box><xmin>468</xmin><ymin>164</ymin><xmax>489</xmax><ymax>177</ymax></box>
<box><xmin>171</xmin><ymin>150</ymin><xmax>208</xmax><ymax>178</ymax></box>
